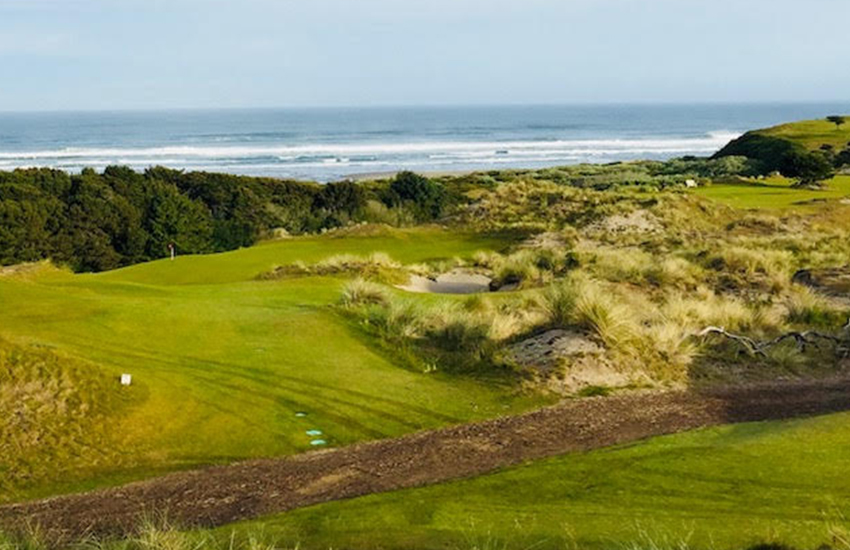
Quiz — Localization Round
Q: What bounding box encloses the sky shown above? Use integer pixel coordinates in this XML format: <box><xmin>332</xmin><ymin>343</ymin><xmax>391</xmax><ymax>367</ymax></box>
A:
<box><xmin>1</xmin><ymin>0</ymin><xmax>849</xmax><ymax>111</ymax></box>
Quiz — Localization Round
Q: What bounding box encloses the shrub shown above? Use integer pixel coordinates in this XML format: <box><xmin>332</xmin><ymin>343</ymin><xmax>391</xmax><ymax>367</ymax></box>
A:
<box><xmin>782</xmin><ymin>150</ymin><xmax>835</xmax><ymax>187</ymax></box>
<box><xmin>385</xmin><ymin>171</ymin><xmax>448</xmax><ymax>221</ymax></box>
<box><xmin>712</xmin><ymin>132</ymin><xmax>799</xmax><ymax>175</ymax></box>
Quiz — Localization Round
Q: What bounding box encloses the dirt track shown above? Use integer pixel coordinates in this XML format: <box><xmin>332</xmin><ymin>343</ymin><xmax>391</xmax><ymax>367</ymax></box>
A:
<box><xmin>4</xmin><ymin>378</ymin><xmax>850</xmax><ymax>541</ymax></box>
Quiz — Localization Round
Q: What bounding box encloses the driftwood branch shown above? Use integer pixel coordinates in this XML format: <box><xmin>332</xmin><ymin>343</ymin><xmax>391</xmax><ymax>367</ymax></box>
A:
<box><xmin>696</xmin><ymin>325</ymin><xmax>849</xmax><ymax>358</ymax></box>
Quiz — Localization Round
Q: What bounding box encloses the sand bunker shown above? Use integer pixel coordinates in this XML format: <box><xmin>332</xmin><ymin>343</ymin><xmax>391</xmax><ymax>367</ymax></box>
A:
<box><xmin>397</xmin><ymin>270</ymin><xmax>492</xmax><ymax>294</ymax></box>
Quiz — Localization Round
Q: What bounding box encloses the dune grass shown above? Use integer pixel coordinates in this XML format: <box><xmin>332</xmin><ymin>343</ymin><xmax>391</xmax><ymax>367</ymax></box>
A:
<box><xmin>220</xmin><ymin>410</ymin><xmax>850</xmax><ymax>550</ymax></box>
<box><xmin>0</xmin><ymin>226</ymin><xmax>545</xmax><ymax>502</ymax></box>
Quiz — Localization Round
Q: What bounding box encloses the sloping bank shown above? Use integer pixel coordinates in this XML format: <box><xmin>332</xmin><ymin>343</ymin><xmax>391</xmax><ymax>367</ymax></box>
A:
<box><xmin>4</xmin><ymin>378</ymin><xmax>850</xmax><ymax>542</ymax></box>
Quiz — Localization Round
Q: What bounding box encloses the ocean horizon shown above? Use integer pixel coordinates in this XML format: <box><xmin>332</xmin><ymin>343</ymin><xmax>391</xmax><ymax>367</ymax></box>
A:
<box><xmin>1</xmin><ymin>102</ymin><xmax>848</xmax><ymax>182</ymax></box>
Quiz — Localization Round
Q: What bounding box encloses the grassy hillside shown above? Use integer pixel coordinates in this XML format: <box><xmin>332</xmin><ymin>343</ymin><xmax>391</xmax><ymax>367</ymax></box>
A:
<box><xmin>753</xmin><ymin>117</ymin><xmax>850</xmax><ymax>151</ymax></box>
<box><xmin>0</xmin><ymin>226</ymin><xmax>547</xmax><ymax>502</ymax></box>
<box><xmin>714</xmin><ymin>116</ymin><xmax>850</xmax><ymax>177</ymax></box>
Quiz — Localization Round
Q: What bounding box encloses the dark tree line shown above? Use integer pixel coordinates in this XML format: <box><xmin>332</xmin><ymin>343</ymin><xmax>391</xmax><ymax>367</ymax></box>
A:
<box><xmin>0</xmin><ymin>167</ymin><xmax>450</xmax><ymax>272</ymax></box>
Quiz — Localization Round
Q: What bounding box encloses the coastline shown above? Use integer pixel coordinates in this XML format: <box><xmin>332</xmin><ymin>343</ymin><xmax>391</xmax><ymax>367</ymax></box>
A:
<box><xmin>344</xmin><ymin>168</ymin><xmax>481</xmax><ymax>181</ymax></box>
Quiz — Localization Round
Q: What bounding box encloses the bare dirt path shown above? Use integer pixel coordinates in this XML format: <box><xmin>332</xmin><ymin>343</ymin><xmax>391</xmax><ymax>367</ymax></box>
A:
<box><xmin>4</xmin><ymin>378</ymin><xmax>850</xmax><ymax>541</ymax></box>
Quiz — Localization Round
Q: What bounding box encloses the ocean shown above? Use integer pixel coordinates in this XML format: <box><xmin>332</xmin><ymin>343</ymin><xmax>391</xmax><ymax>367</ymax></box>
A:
<box><xmin>0</xmin><ymin>103</ymin><xmax>847</xmax><ymax>182</ymax></box>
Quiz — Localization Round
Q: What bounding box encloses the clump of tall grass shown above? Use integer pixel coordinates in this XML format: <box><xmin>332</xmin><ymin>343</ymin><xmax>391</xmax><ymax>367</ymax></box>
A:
<box><xmin>636</xmin><ymin>320</ymin><xmax>699</xmax><ymax>380</ymax></box>
<box><xmin>340</xmin><ymin>278</ymin><xmax>390</xmax><ymax>307</ymax></box>
<box><xmin>784</xmin><ymin>287</ymin><xmax>849</xmax><ymax>329</ymax></box>
<box><xmin>424</xmin><ymin>304</ymin><xmax>492</xmax><ymax>356</ymax></box>
<box><xmin>474</xmin><ymin>247</ymin><xmax>573</xmax><ymax>290</ymax></box>
<box><xmin>660</xmin><ymin>288</ymin><xmax>766</xmax><ymax>333</ymax></box>
<box><xmin>0</xmin><ymin>339</ymin><xmax>127</xmax><ymax>498</ymax></box>
<box><xmin>587</xmin><ymin>247</ymin><xmax>655</xmax><ymax>283</ymax></box>
<box><xmin>341</xmin><ymin>285</ymin><xmax>521</xmax><ymax>371</ymax></box>
<box><xmin>485</xmin><ymin>296</ymin><xmax>547</xmax><ymax>342</ymax></box>
<box><xmin>705</xmin><ymin>246</ymin><xmax>795</xmax><ymax>292</ymax></box>
<box><xmin>318</xmin><ymin>252</ymin><xmax>400</xmax><ymax>271</ymax></box>
<box><xmin>542</xmin><ymin>279</ymin><xmax>579</xmax><ymax>328</ymax></box>
<box><xmin>646</xmin><ymin>257</ymin><xmax>704</xmax><ymax>289</ymax></box>
<box><xmin>493</xmin><ymin>251</ymin><xmax>542</xmax><ymax>288</ymax></box>
<box><xmin>572</xmin><ymin>283</ymin><xmax>639</xmax><ymax>350</ymax></box>
<box><xmin>365</xmin><ymin>299</ymin><xmax>423</xmax><ymax>340</ymax></box>
<box><xmin>540</xmin><ymin>276</ymin><xmax>638</xmax><ymax>350</ymax></box>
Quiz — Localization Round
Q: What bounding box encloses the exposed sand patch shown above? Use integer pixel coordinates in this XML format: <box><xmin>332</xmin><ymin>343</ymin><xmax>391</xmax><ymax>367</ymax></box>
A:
<box><xmin>397</xmin><ymin>269</ymin><xmax>492</xmax><ymax>295</ymax></box>
<box><xmin>548</xmin><ymin>360</ymin><xmax>637</xmax><ymax>395</ymax></box>
<box><xmin>510</xmin><ymin>329</ymin><xmax>637</xmax><ymax>393</ymax></box>
<box><xmin>521</xmin><ymin>231</ymin><xmax>567</xmax><ymax>249</ymax></box>
<box><xmin>509</xmin><ymin>329</ymin><xmax>602</xmax><ymax>371</ymax></box>
<box><xmin>589</xmin><ymin>209</ymin><xmax>661</xmax><ymax>234</ymax></box>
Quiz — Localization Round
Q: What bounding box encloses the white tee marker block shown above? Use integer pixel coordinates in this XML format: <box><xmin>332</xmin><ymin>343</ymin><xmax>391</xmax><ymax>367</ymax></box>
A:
<box><xmin>120</xmin><ymin>374</ymin><xmax>133</xmax><ymax>386</ymax></box>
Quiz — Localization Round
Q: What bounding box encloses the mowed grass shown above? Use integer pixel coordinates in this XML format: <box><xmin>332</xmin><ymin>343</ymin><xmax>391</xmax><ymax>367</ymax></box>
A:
<box><xmin>96</xmin><ymin>226</ymin><xmax>517</xmax><ymax>286</ymax></box>
<box><xmin>223</xmin><ymin>411</ymin><xmax>850</xmax><ymax>550</ymax></box>
<box><xmin>0</xmin><ymin>226</ymin><xmax>547</xmax><ymax>502</ymax></box>
<box><xmin>694</xmin><ymin>175</ymin><xmax>850</xmax><ymax>209</ymax></box>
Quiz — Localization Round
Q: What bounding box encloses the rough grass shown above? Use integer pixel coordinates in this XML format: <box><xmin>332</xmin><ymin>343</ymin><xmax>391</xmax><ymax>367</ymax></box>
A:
<box><xmin>0</xmin><ymin>338</ymin><xmax>131</xmax><ymax>500</ymax></box>
<box><xmin>259</xmin><ymin>252</ymin><xmax>404</xmax><ymax>283</ymax></box>
<box><xmin>0</xmin><ymin>519</ymin><xmax>291</xmax><ymax>550</ymax></box>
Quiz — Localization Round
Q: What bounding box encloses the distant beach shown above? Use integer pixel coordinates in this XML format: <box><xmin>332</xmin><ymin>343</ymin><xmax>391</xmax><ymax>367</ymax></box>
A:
<box><xmin>1</xmin><ymin>103</ymin><xmax>848</xmax><ymax>181</ymax></box>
